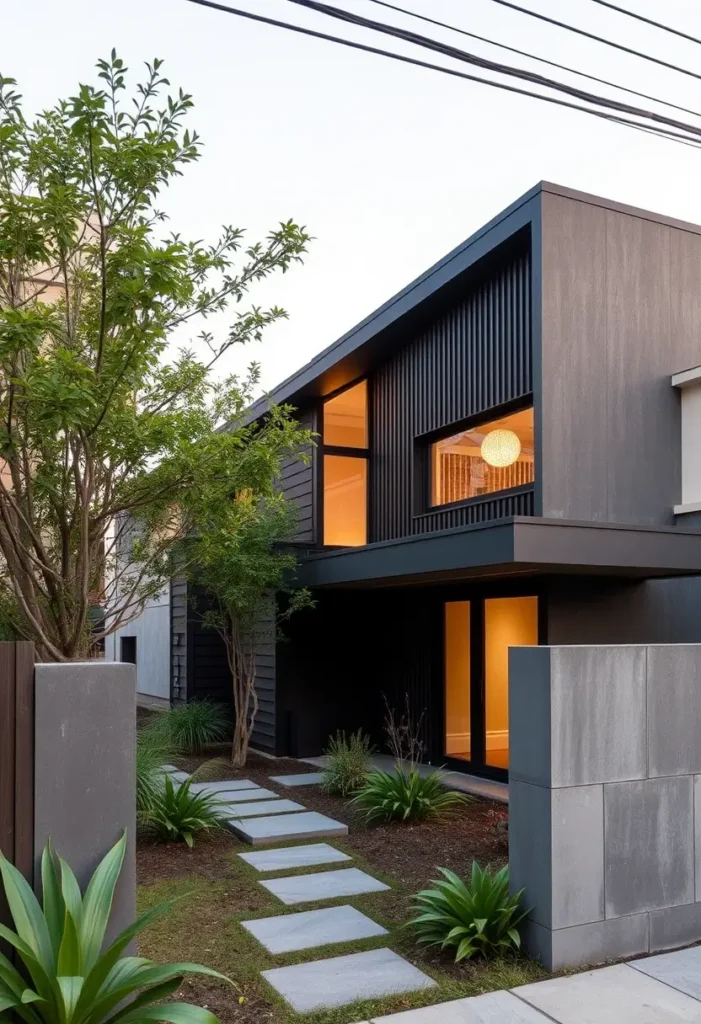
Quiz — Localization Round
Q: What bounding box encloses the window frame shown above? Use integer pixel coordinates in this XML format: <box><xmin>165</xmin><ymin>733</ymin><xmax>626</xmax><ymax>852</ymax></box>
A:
<box><xmin>318</xmin><ymin>378</ymin><xmax>371</xmax><ymax>548</ymax></box>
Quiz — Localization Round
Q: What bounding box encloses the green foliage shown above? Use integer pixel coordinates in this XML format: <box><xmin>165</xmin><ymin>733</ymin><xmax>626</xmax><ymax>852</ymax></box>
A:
<box><xmin>0</xmin><ymin>54</ymin><xmax>310</xmax><ymax>661</ymax></box>
<box><xmin>320</xmin><ymin>730</ymin><xmax>373</xmax><ymax>797</ymax></box>
<box><xmin>145</xmin><ymin>700</ymin><xmax>230</xmax><ymax>755</ymax></box>
<box><xmin>0</xmin><ymin>831</ymin><xmax>232</xmax><ymax>1023</ymax></box>
<box><xmin>145</xmin><ymin>776</ymin><xmax>230</xmax><ymax>848</ymax></box>
<box><xmin>352</xmin><ymin>766</ymin><xmax>471</xmax><ymax>824</ymax></box>
<box><xmin>135</xmin><ymin>724</ymin><xmax>174</xmax><ymax>822</ymax></box>
<box><xmin>409</xmin><ymin>863</ymin><xmax>527</xmax><ymax>962</ymax></box>
<box><xmin>0</xmin><ymin>590</ymin><xmax>18</xmax><ymax>640</ymax></box>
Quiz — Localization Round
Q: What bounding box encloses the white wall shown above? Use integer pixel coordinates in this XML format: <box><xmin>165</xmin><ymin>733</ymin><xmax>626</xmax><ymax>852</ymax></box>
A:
<box><xmin>104</xmin><ymin>587</ymin><xmax>171</xmax><ymax>700</ymax></box>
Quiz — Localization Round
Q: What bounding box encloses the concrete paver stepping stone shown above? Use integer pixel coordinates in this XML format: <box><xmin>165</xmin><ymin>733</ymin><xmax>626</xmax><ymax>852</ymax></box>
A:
<box><xmin>514</xmin><ymin>963</ymin><xmax>701</xmax><ymax>1023</ymax></box>
<box><xmin>261</xmin><ymin>947</ymin><xmax>436</xmax><ymax>1012</ymax></box>
<box><xmin>261</xmin><ymin>866</ymin><xmax>390</xmax><ymax>905</ymax></box>
<box><xmin>211</xmin><ymin>787</ymin><xmax>279</xmax><ymax>804</ymax></box>
<box><xmin>630</xmin><ymin>946</ymin><xmax>701</xmax><ymax>1001</ymax></box>
<box><xmin>229</xmin><ymin>810</ymin><xmax>348</xmax><ymax>845</ymax></box>
<box><xmin>369</xmin><ymin>990</ymin><xmax>552</xmax><ymax>1022</ymax></box>
<box><xmin>242</xmin><ymin>904</ymin><xmax>387</xmax><ymax>954</ymax></box>
<box><xmin>227</xmin><ymin>799</ymin><xmax>305</xmax><ymax>819</ymax></box>
<box><xmin>188</xmin><ymin>779</ymin><xmax>258</xmax><ymax>794</ymax></box>
<box><xmin>166</xmin><ymin>770</ymin><xmax>190</xmax><ymax>784</ymax></box>
<box><xmin>239</xmin><ymin>843</ymin><xmax>351</xmax><ymax>872</ymax></box>
<box><xmin>269</xmin><ymin>772</ymin><xmax>324</xmax><ymax>787</ymax></box>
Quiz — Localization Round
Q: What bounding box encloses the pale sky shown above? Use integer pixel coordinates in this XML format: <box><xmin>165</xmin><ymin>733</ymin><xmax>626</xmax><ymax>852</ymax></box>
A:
<box><xmin>5</xmin><ymin>0</ymin><xmax>701</xmax><ymax>393</ymax></box>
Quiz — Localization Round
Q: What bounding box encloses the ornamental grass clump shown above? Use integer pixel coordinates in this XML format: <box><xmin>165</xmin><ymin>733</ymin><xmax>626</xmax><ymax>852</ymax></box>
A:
<box><xmin>320</xmin><ymin>730</ymin><xmax>374</xmax><ymax>797</ymax></box>
<box><xmin>410</xmin><ymin>862</ymin><xmax>528</xmax><ymax>961</ymax></box>
<box><xmin>146</xmin><ymin>775</ymin><xmax>231</xmax><ymax>847</ymax></box>
<box><xmin>0</xmin><ymin>832</ymin><xmax>232</xmax><ymax>1024</ymax></box>
<box><xmin>145</xmin><ymin>699</ymin><xmax>230</xmax><ymax>755</ymax></box>
<box><xmin>352</xmin><ymin>764</ymin><xmax>470</xmax><ymax>823</ymax></box>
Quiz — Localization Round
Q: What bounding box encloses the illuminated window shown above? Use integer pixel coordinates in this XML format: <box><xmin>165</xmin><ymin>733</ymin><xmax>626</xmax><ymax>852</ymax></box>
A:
<box><xmin>323</xmin><ymin>380</ymin><xmax>368</xmax><ymax>448</ymax></box>
<box><xmin>431</xmin><ymin>407</ymin><xmax>534</xmax><ymax>507</ymax></box>
<box><xmin>484</xmin><ymin>596</ymin><xmax>538</xmax><ymax>770</ymax></box>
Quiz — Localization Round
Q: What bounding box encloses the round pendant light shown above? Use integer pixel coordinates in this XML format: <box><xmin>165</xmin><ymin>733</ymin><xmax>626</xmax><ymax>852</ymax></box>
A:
<box><xmin>481</xmin><ymin>428</ymin><xmax>521</xmax><ymax>467</ymax></box>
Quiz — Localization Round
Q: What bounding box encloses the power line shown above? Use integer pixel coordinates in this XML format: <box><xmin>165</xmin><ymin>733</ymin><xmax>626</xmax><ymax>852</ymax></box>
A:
<box><xmin>183</xmin><ymin>0</ymin><xmax>701</xmax><ymax>149</ymax></box>
<box><xmin>486</xmin><ymin>0</ymin><xmax>701</xmax><ymax>83</ymax></box>
<box><xmin>368</xmin><ymin>0</ymin><xmax>701</xmax><ymax>121</ymax></box>
<box><xmin>585</xmin><ymin>0</ymin><xmax>701</xmax><ymax>47</ymax></box>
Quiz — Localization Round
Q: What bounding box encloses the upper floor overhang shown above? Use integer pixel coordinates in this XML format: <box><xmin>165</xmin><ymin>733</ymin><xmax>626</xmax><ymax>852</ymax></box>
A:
<box><xmin>293</xmin><ymin>517</ymin><xmax>701</xmax><ymax>589</ymax></box>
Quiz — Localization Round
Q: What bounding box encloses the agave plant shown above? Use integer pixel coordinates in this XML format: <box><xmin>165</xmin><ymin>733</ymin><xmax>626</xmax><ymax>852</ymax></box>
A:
<box><xmin>352</xmin><ymin>766</ymin><xmax>470</xmax><ymax>824</ymax></box>
<box><xmin>146</xmin><ymin>776</ymin><xmax>230</xmax><ymax>847</ymax></box>
<box><xmin>410</xmin><ymin>863</ymin><xmax>528</xmax><ymax>961</ymax></box>
<box><xmin>0</xmin><ymin>832</ymin><xmax>232</xmax><ymax>1024</ymax></box>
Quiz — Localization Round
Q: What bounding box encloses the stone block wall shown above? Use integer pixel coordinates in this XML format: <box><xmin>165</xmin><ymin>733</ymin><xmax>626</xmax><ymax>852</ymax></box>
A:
<box><xmin>509</xmin><ymin>644</ymin><xmax>701</xmax><ymax>971</ymax></box>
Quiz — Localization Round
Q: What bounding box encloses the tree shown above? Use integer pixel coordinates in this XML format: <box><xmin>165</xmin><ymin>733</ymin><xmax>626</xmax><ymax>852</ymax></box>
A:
<box><xmin>0</xmin><ymin>53</ymin><xmax>310</xmax><ymax>660</ymax></box>
<box><xmin>180</xmin><ymin>407</ymin><xmax>313</xmax><ymax>767</ymax></box>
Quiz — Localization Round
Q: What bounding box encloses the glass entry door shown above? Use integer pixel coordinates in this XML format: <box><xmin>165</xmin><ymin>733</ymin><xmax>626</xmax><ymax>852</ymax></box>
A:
<box><xmin>444</xmin><ymin>595</ymin><xmax>538</xmax><ymax>775</ymax></box>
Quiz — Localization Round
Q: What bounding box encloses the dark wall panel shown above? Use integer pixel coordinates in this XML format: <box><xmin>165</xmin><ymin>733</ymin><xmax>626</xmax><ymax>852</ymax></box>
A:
<box><xmin>280</xmin><ymin>408</ymin><xmax>316</xmax><ymax>543</ymax></box>
<box><xmin>372</xmin><ymin>244</ymin><xmax>532</xmax><ymax>541</ymax></box>
<box><xmin>170</xmin><ymin>578</ymin><xmax>188</xmax><ymax>702</ymax></box>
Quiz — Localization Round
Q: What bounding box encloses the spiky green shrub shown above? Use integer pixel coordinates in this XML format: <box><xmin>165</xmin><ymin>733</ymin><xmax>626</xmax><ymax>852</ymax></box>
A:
<box><xmin>320</xmin><ymin>730</ymin><xmax>373</xmax><ymax>797</ymax></box>
<box><xmin>0</xmin><ymin>832</ymin><xmax>232</xmax><ymax>1024</ymax></box>
<box><xmin>352</xmin><ymin>766</ymin><xmax>470</xmax><ymax>824</ymax></box>
<box><xmin>146</xmin><ymin>776</ymin><xmax>230</xmax><ymax>847</ymax></box>
<box><xmin>146</xmin><ymin>700</ymin><xmax>230</xmax><ymax>755</ymax></box>
<box><xmin>135</xmin><ymin>725</ymin><xmax>174</xmax><ymax>822</ymax></box>
<box><xmin>410</xmin><ymin>863</ymin><xmax>527</xmax><ymax>961</ymax></box>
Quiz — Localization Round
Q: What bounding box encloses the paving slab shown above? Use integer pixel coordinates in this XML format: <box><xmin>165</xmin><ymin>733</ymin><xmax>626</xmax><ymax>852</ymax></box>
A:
<box><xmin>261</xmin><ymin>866</ymin><xmax>390</xmax><ymax>905</ymax></box>
<box><xmin>269</xmin><ymin>772</ymin><xmax>324</xmax><ymax>787</ymax></box>
<box><xmin>211</xmin><ymin>787</ymin><xmax>279</xmax><ymax>804</ymax></box>
<box><xmin>227</xmin><ymin>799</ymin><xmax>305</xmax><ymax>819</ymax></box>
<box><xmin>370</xmin><ymin>990</ymin><xmax>552</xmax><ymax>1022</ymax></box>
<box><xmin>261</xmin><ymin>947</ymin><xmax>436</xmax><ymax>1012</ymax></box>
<box><xmin>188</xmin><ymin>779</ymin><xmax>258</xmax><ymax>794</ymax></box>
<box><xmin>238</xmin><ymin>843</ymin><xmax>352</xmax><ymax>873</ymax></box>
<box><xmin>166</xmin><ymin>770</ymin><xmax>190</xmax><ymax>784</ymax></box>
<box><xmin>630</xmin><ymin>945</ymin><xmax>701</xmax><ymax>1001</ymax></box>
<box><xmin>242</xmin><ymin>904</ymin><xmax>387</xmax><ymax>954</ymax></box>
<box><xmin>229</xmin><ymin>811</ymin><xmax>348</xmax><ymax>845</ymax></box>
<box><xmin>514</xmin><ymin>963</ymin><xmax>701</xmax><ymax>1023</ymax></box>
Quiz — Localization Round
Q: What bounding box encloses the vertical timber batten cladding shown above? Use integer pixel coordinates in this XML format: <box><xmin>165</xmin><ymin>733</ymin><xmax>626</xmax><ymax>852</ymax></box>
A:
<box><xmin>372</xmin><ymin>240</ymin><xmax>532</xmax><ymax>541</ymax></box>
<box><xmin>279</xmin><ymin>409</ymin><xmax>316</xmax><ymax>543</ymax></box>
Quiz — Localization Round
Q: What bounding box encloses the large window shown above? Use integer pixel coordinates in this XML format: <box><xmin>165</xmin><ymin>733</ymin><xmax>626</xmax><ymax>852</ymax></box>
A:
<box><xmin>322</xmin><ymin>380</ymin><xmax>368</xmax><ymax>546</ymax></box>
<box><xmin>431</xmin><ymin>407</ymin><xmax>534</xmax><ymax>507</ymax></box>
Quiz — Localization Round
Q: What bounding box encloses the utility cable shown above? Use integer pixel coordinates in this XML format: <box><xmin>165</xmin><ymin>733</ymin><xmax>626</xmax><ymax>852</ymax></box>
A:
<box><xmin>585</xmin><ymin>0</ymin><xmax>701</xmax><ymax>48</ymax></box>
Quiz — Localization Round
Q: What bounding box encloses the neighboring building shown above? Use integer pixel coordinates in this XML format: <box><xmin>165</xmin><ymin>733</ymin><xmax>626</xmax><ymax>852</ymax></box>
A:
<box><xmin>122</xmin><ymin>181</ymin><xmax>701</xmax><ymax>779</ymax></box>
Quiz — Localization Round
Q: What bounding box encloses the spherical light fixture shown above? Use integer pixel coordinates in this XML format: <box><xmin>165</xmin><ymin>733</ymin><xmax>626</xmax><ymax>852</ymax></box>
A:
<box><xmin>480</xmin><ymin>428</ymin><xmax>521</xmax><ymax>468</ymax></box>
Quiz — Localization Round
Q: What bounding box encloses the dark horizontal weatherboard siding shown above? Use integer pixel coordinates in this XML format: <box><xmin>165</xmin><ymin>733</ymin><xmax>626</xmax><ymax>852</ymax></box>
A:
<box><xmin>280</xmin><ymin>409</ymin><xmax>316</xmax><ymax>543</ymax></box>
<box><xmin>372</xmin><ymin>244</ymin><xmax>532</xmax><ymax>541</ymax></box>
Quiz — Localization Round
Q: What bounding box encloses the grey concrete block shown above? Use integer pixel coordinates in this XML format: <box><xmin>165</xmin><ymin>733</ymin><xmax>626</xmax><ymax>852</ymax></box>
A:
<box><xmin>509</xmin><ymin>646</ymin><xmax>552</xmax><ymax>787</ymax></box>
<box><xmin>649</xmin><ymin>902</ymin><xmax>701</xmax><ymax>953</ymax></box>
<box><xmin>631</xmin><ymin>945</ymin><xmax>701</xmax><ymax>1000</ymax></box>
<box><xmin>370</xmin><ymin>991</ymin><xmax>553</xmax><ymax>1022</ymax></box>
<box><xmin>270</xmin><ymin>772</ymin><xmax>324</xmax><ymax>786</ymax></box>
<box><xmin>604</xmin><ymin>777</ymin><xmax>694</xmax><ymax>916</ymax></box>
<box><xmin>514</xmin><ymin>963</ymin><xmax>701</xmax><ymax>1023</ymax></box>
<box><xmin>229</xmin><ymin>811</ymin><xmax>348</xmax><ymax>845</ymax></box>
<box><xmin>261</xmin><ymin>947</ymin><xmax>436</xmax><ymax>1012</ymax></box>
<box><xmin>212</xmin><ymin>787</ymin><xmax>278</xmax><ymax>804</ymax></box>
<box><xmin>695</xmin><ymin>775</ymin><xmax>701</xmax><ymax>902</ymax></box>
<box><xmin>167</xmin><ymin>770</ymin><xmax>190</xmax><ymax>784</ymax></box>
<box><xmin>523</xmin><ymin>914</ymin><xmax>648</xmax><ymax>972</ymax></box>
<box><xmin>508</xmin><ymin>781</ymin><xmax>552</xmax><ymax>929</ymax></box>
<box><xmin>551</xmin><ymin>785</ymin><xmax>604</xmax><ymax>929</ymax></box>
<box><xmin>648</xmin><ymin>646</ymin><xmax>701</xmax><ymax>777</ymax></box>
<box><xmin>242</xmin><ymin>904</ymin><xmax>387</xmax><ymax>953</ymax></box>
<box><xmin>550</xmin><ymin>646</ymin><xmax>646</xmax><ymax>787</ymax></box>
<box><xmin>188</xmin><ymin>778</ymin><xmax>258</xmax><ymax>793</ymax></box>
<box><xmin>34</xmin><ymin>662</ymin><xmax>136</xmax><ymax>946</ymax></box>
<box><xmin>225</xmin><ymin>799</ymin><xmax>305</xmax><ymax>819</ymax></box>
<box><xmin>261</xmin><ymin>866</ymin><xmax>390</xmax><ymax>905</ymax></box>
<box><xmin>238</xmin><ymin>843</ymin><xmax>351</xmax><ymax>873</ymax></box>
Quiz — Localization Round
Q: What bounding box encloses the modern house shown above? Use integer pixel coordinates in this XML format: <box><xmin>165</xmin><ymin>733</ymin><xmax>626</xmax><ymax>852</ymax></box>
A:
<box><xmin>118</xmin><ymin>181</ymin><xmax>701</xmax><ymax>781</ymax></box>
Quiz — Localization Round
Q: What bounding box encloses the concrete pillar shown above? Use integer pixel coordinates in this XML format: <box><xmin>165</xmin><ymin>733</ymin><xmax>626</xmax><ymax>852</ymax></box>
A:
<box><xmin>509</xmin><ymin>644</ymin><xmax>701</xmax><ymax>971</ymax></box>
<box><xmin>33</xmin><ymin>662</ymin><xmax>136</xmax><ymax>943</ymax></box>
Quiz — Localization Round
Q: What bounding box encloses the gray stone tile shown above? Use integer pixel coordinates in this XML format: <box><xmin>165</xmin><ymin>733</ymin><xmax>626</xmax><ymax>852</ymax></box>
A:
<box><xmin>508</xmin><ymin>780</ymin><xmax>552</xmax><ymax>929</ymax></box>
<box><xmin>370</xmin><ymin>990</ymin><xmax>552</xmax><ymax>1022</ymax></box>
<box><xmin>242</xmin><ymin>904</ymin><xmax>387</xmax><ymax>953</ymax></box>
<box><xmin>269</xmin><ymin>772</ymin><xmax>324</xmax><ymax>787</ymax></box>
<box><xmin>649</xmin><ymin>902</ymin><xmax>701</xmax><ymax>953</ymax></box>
<box><xmin>526</xmin><ymin>913</ymin><xmax>649</xmax><ymax>972</ymax></box>
<box><xmin>212</xmin><ymin>787</ymin><xmax>279</xmax><ymax>804</ymax></box>
<box><xmin>515</xmin><ymin>963</ymin><xmax>701</xmax><ymax>1022</ymax></box>
<box><xmin>188</xmin><ymin>779</ymin><xmax>258</xmax><ymax>794</ymax></box>
<box><xmin>648</xmin><ymin>646</ymin><xmax>701</xmax><ymax>777</ymax></box>
<box><xmin>261</xmin><ymin>947</ymin><xmax>436</xmax><ymax>1012</ymax></box>
<box><xmin>604</xmin><ymin>777</ymin><xmax>694</xmax><ymax>916</ymax></box>
<box><xmin>551</xmin><ymin>785</ymin><xmax>604</xmax><ymax>929</ymax></box>
<box><xmin>238</xmin><ymin>843</ymin><xmax>351</xmax><ymax>873</ymax></box>
<box><xmin>229</xmin><ymin>811</ymin><xmax>348</xmax><ymax>846</ymax></box>
<box><xmin>167</xmin><ymin>770</ymin><xmax>190</xmax><ymax>784</ymax></box>
<box><xmin>509</xmin><ymin>646</ymin><xmax>552</xmax><ymax>788</ymax></box>
<box><xmin>631</xmin><ymin>945</ymin><xmax>701</xmax><ymax>1001</ymax></box>
<box><xmin>159</xmin><ymin>764</ymin><xmax>180</xmax><ymax>773</ymax></box>
<box><xmin>227</xmin><ymin>799</ymin><xmax>305</xmax><ymax>819</ymax></box>
<box><xmin>550</xmin><ymin>646</ymin><xmax>646</xmax><ymax>787</ymax></box>
<box><xmin>261</xmin><ymin>866</ymin><xmax>390</xmax><ymax>905</ymax></box>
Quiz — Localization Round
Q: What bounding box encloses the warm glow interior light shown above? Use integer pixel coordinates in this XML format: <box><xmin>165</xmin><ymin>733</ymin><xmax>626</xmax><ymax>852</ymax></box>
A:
<box><xmin>480</xmin><ymin>428</ymin><xmax>521</xmax><ymax>468</ymax></box>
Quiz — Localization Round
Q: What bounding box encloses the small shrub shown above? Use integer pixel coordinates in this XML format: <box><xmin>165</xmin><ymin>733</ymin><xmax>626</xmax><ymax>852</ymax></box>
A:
<box><xmin>352</xmin><ymin>765</ymin><xmax>471</xmax><ymax>824</ymax></box>
<box><xmin>146</xmin><ymin>775</ymin><xmax>230</xmax><ymax>847</ymax></box>
<box><xmin>136</xmin><ymin>724</ymin><xmax>174</xmax><ymax>821</ymax></box>
<box><xmin>147</xmin><ymin>699</ymin><xmax>230</xmax><ymax>755</ymax></box>
<box><xmin>0</xmin><ymin>831</ymin><xmax>232</xmax><ymax>1024</ymax></box>
<box><xmin>410</xmin><ymin>862</ymin><xmax>527</xmax><ymax>961</ymax></box>
<box><xmin>321</xmin><ymin>730</ymin><xmax>374</xmax><ymax>796</ymax></box>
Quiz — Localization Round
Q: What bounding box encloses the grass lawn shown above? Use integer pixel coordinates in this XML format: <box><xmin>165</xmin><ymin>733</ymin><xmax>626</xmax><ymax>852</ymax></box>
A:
<box><xmin>136</xmin><ymin>752</ymin><xmax>548</xmax><ymax>1023</ymax></box>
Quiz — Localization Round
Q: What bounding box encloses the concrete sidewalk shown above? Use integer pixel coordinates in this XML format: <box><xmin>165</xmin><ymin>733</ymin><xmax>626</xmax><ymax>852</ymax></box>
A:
<box><xmin>355</xmin><ymin>946</ymin><xmax>701</xmax><ymax>1023</ymax></box>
